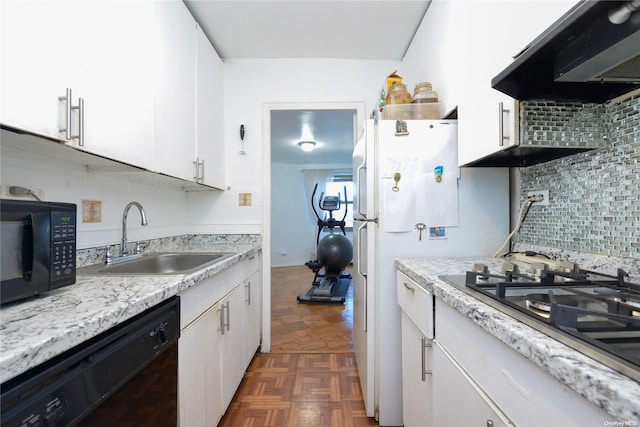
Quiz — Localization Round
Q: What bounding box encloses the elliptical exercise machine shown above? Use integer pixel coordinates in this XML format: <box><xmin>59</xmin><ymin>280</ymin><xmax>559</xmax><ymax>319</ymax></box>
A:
<box><xmin>297</xmin><ymin>183</ymin><xmax>353</xmax><ymax>304</ymax></box>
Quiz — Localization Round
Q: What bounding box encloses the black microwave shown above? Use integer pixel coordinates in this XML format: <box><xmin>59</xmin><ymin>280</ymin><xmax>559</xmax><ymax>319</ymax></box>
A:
<box><xmin>1</xmin><ymin>199</ymin><xmax>77</xmax><ymax>304</ymax></box>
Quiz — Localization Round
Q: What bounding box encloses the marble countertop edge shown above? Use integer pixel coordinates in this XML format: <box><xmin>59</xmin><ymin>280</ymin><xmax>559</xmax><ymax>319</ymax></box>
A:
<box><xmin>0</xmin><ymin>243</ymin><xmax>261</xmax><ymax>384</ymax></box>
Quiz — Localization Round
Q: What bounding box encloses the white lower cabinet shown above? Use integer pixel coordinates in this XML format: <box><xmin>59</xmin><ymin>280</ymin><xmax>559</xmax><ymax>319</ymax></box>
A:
<box><xmin>219</xmin><ymin>284</ymin><xmax>248</xmax><ymax>409</ymax></box>
<box><xmin>397</xmin><ymin>271</ymin><xmax>434</xmax><ymax>427</ymax></box>
<box><xmin>179</xmin><ymin>300</ymin><xmax>224</xmax><ymax>426</ymax></box>
<box><xmin>434</xmin><ymin>299</ymin><xmax>611</xmax><ymax>426</ymax></box>
<box><xmin>433</xmin><ymin>340</ymin><xmax>512</xmax><ymax>427</ymax></box>
<box><xmin>242</xmin><ymin>256</ymin><xmax>261</xmax><ymax>367</ymax></box>
<box><xmin>401</xmin><ymin>311</ymin><xmax>433</xmax><ymax>427</ymax></box>
<box><xmin>178</xmin><ymin>255</ymin><xmax>262</xmax><ymax>426</ymax></box>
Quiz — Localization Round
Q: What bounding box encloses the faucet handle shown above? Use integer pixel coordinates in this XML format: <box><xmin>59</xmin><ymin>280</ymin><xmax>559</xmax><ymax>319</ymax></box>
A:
<box><xmin>105</xmin><ymin>245</ymin><xmax>115</xmax><ymax>264</ymax></box>
<box><xmin>134</xmin><ymin>241</ymin><xmax>149</xmax><ymax>255</ymax></box>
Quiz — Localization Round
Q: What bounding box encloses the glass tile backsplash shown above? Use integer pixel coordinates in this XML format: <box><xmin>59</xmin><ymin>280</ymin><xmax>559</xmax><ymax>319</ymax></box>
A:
<box><xmin>517</xmin><ymin>93</ymin><xmax>639</xmax><ymax>258</ymax></box>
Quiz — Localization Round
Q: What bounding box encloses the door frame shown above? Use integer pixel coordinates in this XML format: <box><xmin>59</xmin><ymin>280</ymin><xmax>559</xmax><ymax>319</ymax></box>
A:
<box><xmin>260</xmin><ymin>102</ymin><xmax>365</xmax><ymax>352</ymax></box>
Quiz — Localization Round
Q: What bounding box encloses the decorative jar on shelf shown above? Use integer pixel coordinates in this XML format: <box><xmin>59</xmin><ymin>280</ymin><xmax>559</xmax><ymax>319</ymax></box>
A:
<box><xmin>385</xmin><ymin>82</ymin><xmax>412</xmax><ymax>105</ymax></box>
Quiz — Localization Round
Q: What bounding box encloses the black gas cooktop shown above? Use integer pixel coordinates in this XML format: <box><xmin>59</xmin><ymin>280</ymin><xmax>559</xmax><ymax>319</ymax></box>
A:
<box><xmin>440</xmin><ymin>261</ymin><xmax>640</xmax><ymax>383</ymax></box>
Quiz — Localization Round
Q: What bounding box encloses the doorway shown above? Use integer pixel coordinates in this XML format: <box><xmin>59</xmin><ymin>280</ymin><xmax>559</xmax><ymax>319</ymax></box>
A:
<box><xmin>261</xmin><ymin>102</ymin><xmax>365</xmax><ymax>353</ymax></box>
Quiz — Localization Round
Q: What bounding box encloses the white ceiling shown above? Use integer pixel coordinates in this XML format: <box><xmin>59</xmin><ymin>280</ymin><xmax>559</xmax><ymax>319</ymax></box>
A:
<box><xmin>270</xmin><ymin>109</ymin><xmax>356</xmax><ymax>165</ymax></box>
<box><xmin>184</xmin><ymin>1</ymin><xmax>430</xmax><ymax>60</ymax></box>
<box><xmin>184</xmin><ymin>0</ymin><xmax>431</xmax><ymax>164</ymax></box>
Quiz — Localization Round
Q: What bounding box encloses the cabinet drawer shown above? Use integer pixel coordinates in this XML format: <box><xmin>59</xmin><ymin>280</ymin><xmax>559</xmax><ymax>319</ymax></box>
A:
<box><xmin>243</xmin><ymin>252</ymin><xmax>260</xmax><ymax>277</ymax></box>
<box><xmin>179</xmin><ymin>261</ymin><xmax>243</xmax><ymax>329</ymax></box>
<box><xmin>397</xmin><ymin>271</ymin><xmax>433</xmax><ymax>338</ymax></box>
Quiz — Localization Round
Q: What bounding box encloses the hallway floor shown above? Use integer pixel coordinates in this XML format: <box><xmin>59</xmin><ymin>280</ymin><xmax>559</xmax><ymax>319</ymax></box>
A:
<box><xmin>218</xmin><ymin>265</ymin><xmax>378</xmax><ymax>426</ymax></box>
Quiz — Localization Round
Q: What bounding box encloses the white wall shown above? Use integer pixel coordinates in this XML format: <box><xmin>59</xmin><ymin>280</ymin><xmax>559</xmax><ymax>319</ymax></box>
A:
<box><xmin>270</xmin><ymin>163</ymin><xmax>315</xmax><ymax>267</ymax></box>
<box><xmin>1</xmin><ymin>147</ymin><xmax>190</xmax><ymax>249</ymax></box>
<box><xmin>194</xmin><ymin>58</ymin><xmax>400</xmax><ymax>232</ymax></box>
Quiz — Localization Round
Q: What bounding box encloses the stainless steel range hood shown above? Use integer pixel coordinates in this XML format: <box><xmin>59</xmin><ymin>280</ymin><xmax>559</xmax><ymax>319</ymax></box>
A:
<box><xmin>492</xmin><ymin>0</ymin><xmax>640</xmax><ymax>103</ymax></box>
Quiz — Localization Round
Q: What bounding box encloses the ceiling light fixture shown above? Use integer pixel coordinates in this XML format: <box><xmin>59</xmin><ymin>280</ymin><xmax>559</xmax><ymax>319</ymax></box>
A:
<box><xmin>297</xmin><ymin>141</ymin><xmax>317</xmax><ymax>152</ymax></box>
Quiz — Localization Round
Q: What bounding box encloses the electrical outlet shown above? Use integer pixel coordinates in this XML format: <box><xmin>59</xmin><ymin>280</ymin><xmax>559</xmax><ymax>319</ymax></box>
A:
<box><xmin>527</xmin><ymin>189</ymin><xmax>549</xmax><ymax>206</ymax></box>
<box><xmin>1</xmin><ymin>185</ymin><xmax>45</xmax><ymax>200</ymax></box>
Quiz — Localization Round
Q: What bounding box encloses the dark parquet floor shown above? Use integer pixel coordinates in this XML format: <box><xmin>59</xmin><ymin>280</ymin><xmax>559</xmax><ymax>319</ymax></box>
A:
<box><xmin>218</xmin><ymin>265</ymin><xmax>378</xmax><ymax>426</ymax></box>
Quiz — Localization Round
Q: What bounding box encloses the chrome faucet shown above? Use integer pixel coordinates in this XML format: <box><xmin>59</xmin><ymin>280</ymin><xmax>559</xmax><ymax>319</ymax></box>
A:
<box><xmin>121</xmin><ymin>202</ymin><xmax>148</xmax><ymax>257</ymax></box>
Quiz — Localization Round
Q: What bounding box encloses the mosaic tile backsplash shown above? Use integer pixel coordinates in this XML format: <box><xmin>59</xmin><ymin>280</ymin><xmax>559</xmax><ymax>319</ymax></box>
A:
<box><xmin>517</xmin><ymin>93</ymin><xmax>639</xmax><ymax>258</ymax></box>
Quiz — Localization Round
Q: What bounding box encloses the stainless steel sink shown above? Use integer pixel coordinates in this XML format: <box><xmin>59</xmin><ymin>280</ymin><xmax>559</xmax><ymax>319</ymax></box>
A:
<box><xmin>77</xmin><ymin>252</ymin><xmax>234</xmax><ymax>275</ymax></box>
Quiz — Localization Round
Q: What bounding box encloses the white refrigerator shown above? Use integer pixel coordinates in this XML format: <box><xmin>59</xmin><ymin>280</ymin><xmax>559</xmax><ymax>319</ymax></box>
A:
<box><xmin>352</xmin><ymin>119</ymin><xmax>509</xmax><ymax>425</ymax></box>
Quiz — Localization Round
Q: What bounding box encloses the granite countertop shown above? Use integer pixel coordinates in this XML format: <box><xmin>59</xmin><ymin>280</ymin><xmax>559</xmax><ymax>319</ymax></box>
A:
<box><xmin>395</xmin><ymin>257</ymin><xmax>640</xmax><ymax>423</ymax></box>
<box><xmin>0</xmin><ymin>239</ymin><xmax>261</xmax><ymax>384</ymax></box>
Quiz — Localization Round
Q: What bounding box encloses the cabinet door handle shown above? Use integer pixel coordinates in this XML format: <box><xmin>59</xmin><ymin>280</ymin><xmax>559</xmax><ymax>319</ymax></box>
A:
<box><xmin>225</xmin><ymin>301</ymin><xmax>230</xmax><ymax>332</ymax></box>
<box><xmin>422</xmin><ymin>336</ymin><xmax>432</xmax><ymax>381</ymax></box>
<box><xmin>245</xmin><ymin>281</ymin><xmax>251</xmax><ymax>305</ymax></box>
<box><xmin>59</xmin><ymin>88</ymin><xmax>72</xmax><ymax>140</ymax></box>
<box><xmin>356</xmin><ymin>162</ymin><xmax>367</xmax><ymax>218</ymax></box>
<box><xmin>403</xmin><ymin>282</ymin><xmax>415</xmax><ymax>294</ymax></box>
<box><xmin>487</xmin><ymin>420</ymin><xmax>494</xmax><ymax>427</ymax></box>
<box><xmin>193</xmin><ymin>157</ymin><xmax>204</xmax><ymax>183</ymax></box>
<box><xmin>356</xmin><ymin>222</ymin><xmax>368</xmax><ymax>332</ymax></box>
<box><xmin>498</xmin><ymin>101</ymin><xmax>510</xmax><ymax>147</ymax></box>
<box><xmin>218</xmin><ymin>304</ymin><xmax>225</xmax><ymax>335</ymax></box>
<box><xmin>72</xmin><ymin>97</ymin><xmax>85</xmax><ymax>146</ymax></box>
<box><xmin>356</xmin><ymin>222</ymin><xmax>367</xmax><ymax>279</ymax></box>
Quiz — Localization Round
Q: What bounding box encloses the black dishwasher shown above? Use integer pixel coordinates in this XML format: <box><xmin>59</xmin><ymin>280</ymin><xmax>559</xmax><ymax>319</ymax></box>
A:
<box><xmin>1</xmin><ymin>296</ymin><xmax>180</xmax><ymax>426</ymax></box>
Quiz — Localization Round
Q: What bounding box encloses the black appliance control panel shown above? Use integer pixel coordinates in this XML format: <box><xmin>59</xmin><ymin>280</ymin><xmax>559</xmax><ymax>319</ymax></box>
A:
<box><xmin>51</xmin><ymin>210</ymin><xmax>76</xmax><ymax>286</ymax></box>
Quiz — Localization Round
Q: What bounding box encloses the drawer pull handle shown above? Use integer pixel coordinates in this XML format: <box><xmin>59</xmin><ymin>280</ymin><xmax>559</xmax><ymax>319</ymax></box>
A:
<box><xmin>403</xmin><ymin>282</ymin><xmax>415</xmax><ymax>293</ymax></box>
<box><xmin>421</xmin><ymin>336</ymin><xmax>432</xmax><ymax>381</ymax></box>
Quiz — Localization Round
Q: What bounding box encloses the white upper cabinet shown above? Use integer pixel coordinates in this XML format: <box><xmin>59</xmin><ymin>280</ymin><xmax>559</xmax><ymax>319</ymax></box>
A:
<box><xmin>152</xmin><ymin>0</ymin><xmax>197</xmax><ymax>182</ymax></box>
<box><xmin>2</xmin><ymin>0</ymin><xmax>225</xmax><ymax>187</ymax></box>
<box><xmin>1</xmin><ymin>1</ymin><xmax>155</xmax><ymax>169</ymax></box>
<box><xmin>79</xmin><ymin>1</ymin><xmax>155</xmax><ymax>169</ymax></box>
<box><xmin>195</xmin><ymin>24</ymin><xmax>226</xmax><ymax>189</ymax></box>
<box><xmin>1</xmin><ymin>1</ymin><xmax>82</xmax><ymax>140</ymax></box>
<box><xmin>404</xmin><ymin>0</ymin><xmax>577</xmax><ymax>166</ymax></box>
